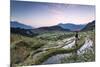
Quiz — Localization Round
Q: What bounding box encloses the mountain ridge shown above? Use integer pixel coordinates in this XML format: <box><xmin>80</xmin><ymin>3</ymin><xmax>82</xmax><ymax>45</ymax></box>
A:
<box><xmin>58</xmin><ymin>23</ymin><xmax>86</xmax><ymax>31</ymax></box>
<box><xmin>11</xmin><ymin>21</ymin><xmax>33</xmax><ymax>29</ymax></box>
<box><xmin>82</xmin><ymin>20</ymin><xmax>95</xmax><ymax>31</ymax></box>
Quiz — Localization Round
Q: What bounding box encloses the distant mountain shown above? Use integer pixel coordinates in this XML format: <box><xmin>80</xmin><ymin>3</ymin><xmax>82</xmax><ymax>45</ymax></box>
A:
<box><xmin>11</xmin><ymin>27</ymin><xmax>38</xmax><ymax>37</ymax></box>
<box><xmin>10</xmin><ymin>21</ymin><xmax>37</xmax><ymax>37</ymax></box>
<box><xmin>10</xmin><ymin>21</ymin><xmax>33</xmax><ymax>29</ymax></box>
<box><xmin>82</xmin><ymin>20</ymin><xmax>95</xmax><ymax>31</ymax></box>
<box><xmin>10</xmin><ymin>21</ymin><xmax>70</xmax><ymax>36</ymax></box>
<box><xmin>30</xmin><ymin>25</ymin><xmax>70</xmax><ymax>34</ymax></box>
<box><xmin>37</xmin><ymin>25</ymin><xmax>70</xmax><ymax>31</ymax></box>
<box><xmin>58</xmin><ymin>23</ymin><xmax>86</xmax><ymax>31</ymax></box>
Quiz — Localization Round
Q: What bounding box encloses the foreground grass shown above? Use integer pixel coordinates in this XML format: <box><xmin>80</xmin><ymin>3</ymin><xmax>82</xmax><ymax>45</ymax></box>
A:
<box><xmin>11</xmin><ymin>30</ymin><xmax>95</xmax><ymax>66</ymax></box>
<box><xmin>11</xmin><ymin>34</ymin><xmax>47</xmax><ymax>67</ymax></box>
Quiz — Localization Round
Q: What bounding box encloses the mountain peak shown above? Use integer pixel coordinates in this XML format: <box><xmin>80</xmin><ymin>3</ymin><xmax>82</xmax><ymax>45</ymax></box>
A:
<box><xmin>58</xmin><ymin>23</ymin><xmax>86</xmax><ymax>31</ymax></box>
<box><xmin>11</xmin><ymin>21</ymin><xmax>33</xmax><ymax>29</ymax></box>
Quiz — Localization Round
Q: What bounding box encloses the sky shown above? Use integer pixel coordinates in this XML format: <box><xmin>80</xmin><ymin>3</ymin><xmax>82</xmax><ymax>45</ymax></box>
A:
<box><xmin>11</xmin><ymin>1</ymin><xmax>95</xmax><ymax>28</ymax></box>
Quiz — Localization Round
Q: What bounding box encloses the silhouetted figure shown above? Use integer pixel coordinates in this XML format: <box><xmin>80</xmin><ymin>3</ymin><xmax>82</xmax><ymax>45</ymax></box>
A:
<box><xmin>75</xmin><ymin>31</ymin><xmax>79</xmax><ymax>48</ymax></box>
<box><xmin>75</xmin><ymin>31</ymin><xmax>78</xmax><ymax>39</ymax></box>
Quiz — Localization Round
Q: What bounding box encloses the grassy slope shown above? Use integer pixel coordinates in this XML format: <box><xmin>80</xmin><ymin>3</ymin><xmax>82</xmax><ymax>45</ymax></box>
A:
<box><xmin>19</xmin><ymin>36</ymin><xmax>85</xmax><ymax>65</ymax></box>
<box><xmin>11</xmin><ymin>30</ymin><xmax>95</xmax><ymax>66</ymax></box>
<box><xmin>11</xmin><ymin>32</ymin><xmax>74</xmax><ymax>66</ymax></box>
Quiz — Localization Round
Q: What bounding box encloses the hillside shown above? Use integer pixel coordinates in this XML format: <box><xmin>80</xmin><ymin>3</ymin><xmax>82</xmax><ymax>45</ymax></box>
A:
<box><xmin>11</xmin><ymin>21</ymin><xmax>33</xmax><ymax>29</ymax></box>
<box><xmin>82</xmin><ymin>20</ymin><xmax>95</xmax><ymax>31</ymax></box>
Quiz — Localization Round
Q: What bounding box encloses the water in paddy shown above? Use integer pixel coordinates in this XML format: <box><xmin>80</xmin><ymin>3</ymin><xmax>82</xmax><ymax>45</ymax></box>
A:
<box><xmin>42</xmin><ymin>37</ymin><xmax>93</xmax><ymax>64</ymax></box>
